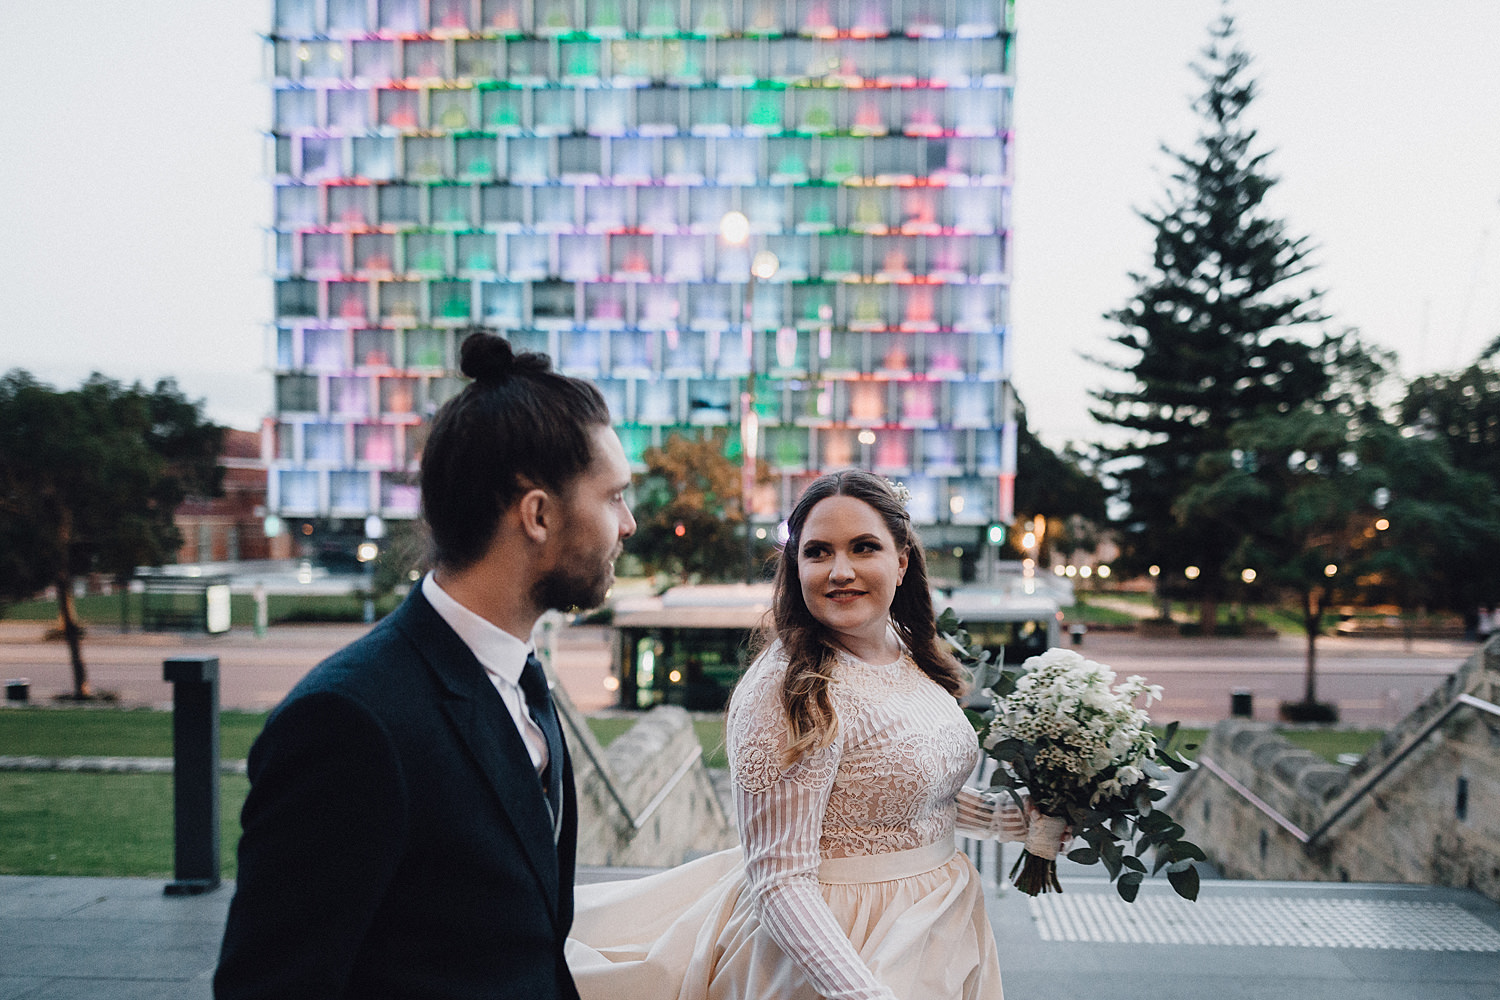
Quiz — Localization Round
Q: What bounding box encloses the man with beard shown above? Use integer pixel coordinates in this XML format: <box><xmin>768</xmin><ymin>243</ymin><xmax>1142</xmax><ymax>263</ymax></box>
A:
<box><xmin>216</xmin><ymin>330</ymin><xmax>634</xmax><ymax>1000</ymax></box>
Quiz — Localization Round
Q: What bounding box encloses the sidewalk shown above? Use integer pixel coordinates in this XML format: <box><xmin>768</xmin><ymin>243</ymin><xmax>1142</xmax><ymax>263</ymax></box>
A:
<box><xmin>3</xmin><ymin>863</ymin><xmax>1497</xmax><ymax>1000</ymax></box>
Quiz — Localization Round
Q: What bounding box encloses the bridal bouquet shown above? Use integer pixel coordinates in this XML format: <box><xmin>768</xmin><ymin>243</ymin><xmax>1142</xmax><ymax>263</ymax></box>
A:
<box><xmin>941</xmin><ymin>613</ymin><xmax>1202</xmax><ymax>902</ymax></box>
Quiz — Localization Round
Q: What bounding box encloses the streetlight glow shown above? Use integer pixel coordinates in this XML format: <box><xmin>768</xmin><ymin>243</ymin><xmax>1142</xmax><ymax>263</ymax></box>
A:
<box><xmin>1240</xmin><ymin>568</ymin><xmax>1257</xmax><ymax>584</ymax></box>
<box><xmin>752</xmin><ymin>250</ymin><xmax>779</xmax><ymax>279</ymax></box>
<box><xmin>1185</xmin><ymin>565</ymin><xmax>1201</xmax><ymax>580</ymax></box>
<box><xmin>719</xmin><ymin>210</ymin><xmax>749</xmax><ymax>245</ymax></box>
<box><xmin>1324</xmin><ymin>563</ymin><xmax>1338</xmax><ymax>577</ymax></box>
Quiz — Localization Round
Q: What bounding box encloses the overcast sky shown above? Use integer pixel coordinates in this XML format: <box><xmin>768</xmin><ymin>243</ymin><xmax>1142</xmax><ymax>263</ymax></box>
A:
<box><xmin>3</xmin><ymin>1</ymin><xmax>1498</xmax><ymax>449</ymax></box>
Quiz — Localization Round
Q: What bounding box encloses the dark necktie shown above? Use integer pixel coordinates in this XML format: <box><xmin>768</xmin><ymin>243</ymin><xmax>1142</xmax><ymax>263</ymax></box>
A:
<box><xmin>519</xmin><ymin>653</ymin><xmax>564</xmax><ymax>843</ymax></box>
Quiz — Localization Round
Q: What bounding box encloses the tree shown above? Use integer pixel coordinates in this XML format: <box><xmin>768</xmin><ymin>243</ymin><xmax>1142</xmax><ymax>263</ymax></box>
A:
<box><xmin>0</xmin><ymin>371</ymin><xmax>223</xmax><ymax>698</ymax></box>
<box><xmin>1354</xmin><ymin>423</ymin><xmax>1500</xmax><ymax>631</ymax></box>
<box><xmin>1012</xmin><ymin>401</ymin><xmax>1109</xmax><ymax>565</ymax></box>
<box><xmin>1396</xmin><ymin>353</ymin><xmax>1500</xmax><ymax>627</ymax></box>
<box><xmin>1178</xmin><ymin>407</ymin><xmax>1379</xmax><ymax>717</ymax></box>
<box><xmin>1179</xmin><ymin>334</ymin><xmax>1500</xmax><ymax>716</ymax></box>
<box><xmin>627</xmin><ymin>430</ymin><xmax>768</xmax><ymax>584</ymax></box>
<box><xmin>1092</xmin><ymin>14</ymin><xmax>1330</xmax><ymax>633</ymax></box>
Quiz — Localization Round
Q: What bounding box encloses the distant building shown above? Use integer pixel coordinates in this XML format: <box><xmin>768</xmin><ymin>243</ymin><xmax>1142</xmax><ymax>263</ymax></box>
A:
<box><xmin>266</xmin><ymin>0</ymin><xmax>1019</xmax><ymax>572</ymax></box>
<box><xmin>175</xmin><ymin>426</ymin><xmax>290</xmax><ymax>564</ymax></box>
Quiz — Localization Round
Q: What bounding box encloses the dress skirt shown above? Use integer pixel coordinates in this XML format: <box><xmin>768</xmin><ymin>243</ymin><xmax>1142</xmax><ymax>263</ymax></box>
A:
<box><xmin>565</xmin><ymin>838</ymin><xmax>1003</xmax><ymax>1000</ymax></box>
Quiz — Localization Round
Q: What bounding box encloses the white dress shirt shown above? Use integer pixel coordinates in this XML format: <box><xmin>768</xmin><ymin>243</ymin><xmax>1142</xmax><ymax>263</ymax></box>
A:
<box><xmin>421</xmin><ymin>572</ymin><xmax>549</xmax><ymax>775</ymax></box>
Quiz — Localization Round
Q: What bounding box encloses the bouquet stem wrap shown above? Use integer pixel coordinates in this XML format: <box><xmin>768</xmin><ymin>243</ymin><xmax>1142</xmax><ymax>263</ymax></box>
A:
<box><xmin>1012</xmin><ymin>813</ymin><xmax>1068</xmax><ymax>895</ymax></box>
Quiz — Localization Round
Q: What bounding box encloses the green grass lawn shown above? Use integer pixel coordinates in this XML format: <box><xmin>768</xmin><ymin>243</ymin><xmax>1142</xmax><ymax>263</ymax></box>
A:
<box><xmin>0</xmin><ymin>708</ymin><xmax>269</xmax><ymax>759</ymax></box>
<box><xmin>1279</xmin><ymin>727</ymin><xmax>1384</xmax><ymax>762</ymax></box>
<box><xmin>0</xmin><ymin>771</ymin><xmax>249</xmax><ymax>877</ymax></box>
<box><xmin>1061</xmin><ymin>599</ymin><xmax>1142</xmax><ymax>628</ymax></box>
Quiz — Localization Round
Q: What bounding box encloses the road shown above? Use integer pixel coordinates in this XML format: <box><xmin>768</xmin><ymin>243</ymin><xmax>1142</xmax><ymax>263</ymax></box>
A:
<box><xmin>0</xmin><ymin>621</ymin><xmax>1480</xmax><ymax>727</ymax></box>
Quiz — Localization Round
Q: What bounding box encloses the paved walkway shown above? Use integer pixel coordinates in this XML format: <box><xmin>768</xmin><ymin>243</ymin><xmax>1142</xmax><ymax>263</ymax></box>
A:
<box><xmin>3</xmin><ymin>860</ymin><xmax>1498</xmax><ymax>1000</ymax></box>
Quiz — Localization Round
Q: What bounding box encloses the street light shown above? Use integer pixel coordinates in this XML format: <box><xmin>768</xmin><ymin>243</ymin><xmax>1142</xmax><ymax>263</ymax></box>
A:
<box><xmin>720</xmin><ymin>211</ymin><xmax>778</xmax><ymax>583</ymax></box>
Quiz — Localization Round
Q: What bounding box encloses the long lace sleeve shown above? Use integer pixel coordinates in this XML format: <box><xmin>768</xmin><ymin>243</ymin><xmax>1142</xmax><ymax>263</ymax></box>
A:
<box><xmin>955</xmin><ymin>785</ymin><xmax>1029</xmax><ymax>842</ymax></box>
<box><xmin>726</xmin><ymin>649</ymin><xmax>899</xmax><ymax>1000</ymax></box>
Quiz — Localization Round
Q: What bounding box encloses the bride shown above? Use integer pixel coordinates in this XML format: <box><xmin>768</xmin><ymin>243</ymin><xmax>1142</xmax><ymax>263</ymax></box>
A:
<box><xmin>566</xmin><ymin>470</ymin><xmax>1035</xmax><ymax>999</ymax></box>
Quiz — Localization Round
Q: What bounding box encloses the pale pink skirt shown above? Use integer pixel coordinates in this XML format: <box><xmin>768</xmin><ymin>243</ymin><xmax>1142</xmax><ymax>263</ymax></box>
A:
<box><xmin>566</xmin><ymin>838</ymin><xmax>1004</xmax><ymax>1000</ymax></box>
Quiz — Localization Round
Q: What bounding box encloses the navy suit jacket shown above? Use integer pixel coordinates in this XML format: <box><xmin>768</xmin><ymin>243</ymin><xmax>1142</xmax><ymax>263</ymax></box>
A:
<box><xmin>215</xmin><ymin>586</ymin><xmax>580</xmax><ymax>1000</ymax></box>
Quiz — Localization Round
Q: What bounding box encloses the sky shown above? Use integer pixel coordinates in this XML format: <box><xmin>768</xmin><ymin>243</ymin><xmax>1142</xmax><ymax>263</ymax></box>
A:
<box><xmin>3</xmin><ymin>1</ymin><xmax>1499</xmax><ymax>450</ymax></box>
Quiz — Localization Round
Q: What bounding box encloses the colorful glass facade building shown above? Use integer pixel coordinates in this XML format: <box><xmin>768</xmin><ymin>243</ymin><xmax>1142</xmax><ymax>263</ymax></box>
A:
<box><xmin>267</xmin><ymin>0</ymin><xmax>1017</xmax><ymax>554</ymax></box>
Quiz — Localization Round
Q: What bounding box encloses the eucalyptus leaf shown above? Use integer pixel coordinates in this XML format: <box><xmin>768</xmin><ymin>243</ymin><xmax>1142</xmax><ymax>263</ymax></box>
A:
<box><xmin>1168</xmin><ymin>864</ymin><xmax>1200</xmax><ymax>901</ymax></box>
<box><xmin>1100</xmin><ymin>841</ymin><xmax>1123</xmax><ymax>879</ymax></box>
<box><xmin>1067</xmin><ymin>848</ymin><xmax>1100</xmax><ymax>866</ymax></box>
<box><xmin>1139</xmin><ymin>810</ymin><xmax>1172</xmax><ymax>833</ymax></box>
<box><xmin>1170</xmin><ymin>840</ymin><xmax>1207</xmax><ymax>862</ymax></box>
<box><xmin>1117</xmin><ymin>871</ymin><xmax>1144</xmax><ymax>903</ymax></box>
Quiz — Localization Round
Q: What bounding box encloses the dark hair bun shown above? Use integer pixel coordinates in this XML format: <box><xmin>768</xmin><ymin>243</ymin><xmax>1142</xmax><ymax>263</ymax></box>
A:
<box><xmin>459</xmin><ymin>329</ymin><xmax>551</xmax><ymax>383</ymax></box>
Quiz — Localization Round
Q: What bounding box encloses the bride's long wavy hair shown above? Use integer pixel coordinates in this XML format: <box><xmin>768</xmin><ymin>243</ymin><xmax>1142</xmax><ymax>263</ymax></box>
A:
<box><xmin>751</xmin><ymin>470</ymin><xmax>964</xmax><ymax>763</ymax></box>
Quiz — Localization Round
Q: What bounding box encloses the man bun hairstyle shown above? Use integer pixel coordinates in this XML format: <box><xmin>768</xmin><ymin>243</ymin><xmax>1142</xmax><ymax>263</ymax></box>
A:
<box><xmin>420</xmin><ymin>328</ymin><xmax>612</xmax><ymax>571</ymax></box>
<box><xmin>459</xmin><ymin>331</ymin><xmax>550</xmax><ymax>384</ymax></box>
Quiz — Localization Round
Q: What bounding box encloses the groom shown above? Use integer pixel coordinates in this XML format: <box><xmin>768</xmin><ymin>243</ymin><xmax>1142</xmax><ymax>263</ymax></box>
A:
<box><xmin>215</xmin><ymin>330</ymin><xmax>635</xmax><ymax>1000</ymax></box>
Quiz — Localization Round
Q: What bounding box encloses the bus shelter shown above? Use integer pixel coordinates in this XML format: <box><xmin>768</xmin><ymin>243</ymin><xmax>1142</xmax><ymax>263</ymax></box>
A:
<box><xmin>138</xmin><ymin>572</ymin><xmax>233</xmax><ymax>633</ymax></box>
<box><xmin>610</xmin><ymin>584</ymin><xmax>772</xmax><ymax>711</ymax></box>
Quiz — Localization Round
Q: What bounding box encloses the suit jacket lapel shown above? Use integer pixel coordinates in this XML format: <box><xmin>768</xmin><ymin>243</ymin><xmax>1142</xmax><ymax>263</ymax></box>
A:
<box><xmin>392</xmin><ymin>590</ymin><xmax>562</xmax><ymax>924</ymax></box>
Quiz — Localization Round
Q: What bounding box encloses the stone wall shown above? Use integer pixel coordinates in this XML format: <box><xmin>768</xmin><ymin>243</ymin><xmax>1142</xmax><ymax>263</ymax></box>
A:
<box><xmin>1171</xmin><ymin>636</ymin><xmax>1500</xmax><ymax>900</ymax></box>
<box><xmin>559</xmin><ymin>693</ymin><xmax>737</xmax><ymax>867</ymax></box>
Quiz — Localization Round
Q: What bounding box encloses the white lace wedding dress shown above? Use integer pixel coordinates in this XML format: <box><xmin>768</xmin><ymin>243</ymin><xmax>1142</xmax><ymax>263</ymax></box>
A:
<box><xmin>565</xmin><ymin>641</ymin><xmax>1026</xmax><ymax>1000</ymax></box>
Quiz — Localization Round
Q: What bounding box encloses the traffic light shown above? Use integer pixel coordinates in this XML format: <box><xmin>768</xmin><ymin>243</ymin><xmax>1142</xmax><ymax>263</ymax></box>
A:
<box><xmin>986</xmin><ymin>523</ymin><xmax>1007</xmax><ymax>547</ymax></box>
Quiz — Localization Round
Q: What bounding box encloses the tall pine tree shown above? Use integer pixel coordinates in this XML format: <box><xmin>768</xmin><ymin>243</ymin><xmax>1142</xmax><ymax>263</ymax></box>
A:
<box><xmin>1093</xmin><ymin>13</ymin><xmax>1329</xmax><ymax>632</ymax></box>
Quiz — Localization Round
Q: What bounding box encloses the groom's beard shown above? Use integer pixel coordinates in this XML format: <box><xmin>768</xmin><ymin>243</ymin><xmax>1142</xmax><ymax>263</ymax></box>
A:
<box><xmin>532</xmin><ymin>550</ymin><xmax>616</xmax><ymax>613</ymax></box>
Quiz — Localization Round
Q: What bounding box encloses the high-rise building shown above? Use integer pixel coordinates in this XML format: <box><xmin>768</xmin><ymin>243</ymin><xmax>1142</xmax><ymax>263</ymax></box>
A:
<box><xmin>266</xmin><ymin>0</ymin><xmax>1017</xmax><ymax>571</ymax></box>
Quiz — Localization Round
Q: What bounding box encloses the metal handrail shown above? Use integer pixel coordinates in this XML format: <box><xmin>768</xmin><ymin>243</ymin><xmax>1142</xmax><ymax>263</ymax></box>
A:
<box><xmin>1197</xmin><ymin>754</ymin><xmax>1310</xmax><ymax>843</ymax></box>
<box><xmin>630</xmin><ymin>747</ymin><xmax>708</xmax><ymax>831</ymax></box>
<box><xmin>1200</xmin><ymin>691</ymin><xmax>1500</xmax><ymax>848</ymax></box>
<box><xmin>558</xmin><ymin>706</ymin><xmax>713</xmax><ymax>831</ymax></box>
<box><xmin>558</xmin><ymin>705</ymin><xmax>640</xmax><ymax>825</ymax></box>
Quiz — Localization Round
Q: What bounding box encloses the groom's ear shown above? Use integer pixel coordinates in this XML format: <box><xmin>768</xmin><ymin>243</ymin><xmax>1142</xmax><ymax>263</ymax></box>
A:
<box><xmin>515</xmin><ymin>485</ymin><xmax>552</xmax><ymax>545</ymax></box>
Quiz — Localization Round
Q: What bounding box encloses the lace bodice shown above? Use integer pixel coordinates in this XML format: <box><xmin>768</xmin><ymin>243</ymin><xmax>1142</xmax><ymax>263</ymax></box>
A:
<box><xmin>729</xmin><ymin>642</ymin><xmax>978</xmax><ymax>856</ymax></box>
<box><xmin>725</xmin><ymin>641</ymin><xmax>1025</xmax><ymax>1000</ymax></box>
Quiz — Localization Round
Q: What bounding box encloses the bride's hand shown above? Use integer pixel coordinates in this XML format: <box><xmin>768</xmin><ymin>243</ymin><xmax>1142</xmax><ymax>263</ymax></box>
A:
<box><xmin>1020</xmin><ymin>796</ymin><xmax>1074</xmax><ymax>854</ymax></box>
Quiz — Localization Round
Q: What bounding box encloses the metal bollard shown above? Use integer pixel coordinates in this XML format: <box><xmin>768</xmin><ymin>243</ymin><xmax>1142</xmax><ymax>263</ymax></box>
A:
<box><xmin>163</xmin><ymin>656</ymin><xmax>221</xmax><ymax>896</ymax></box>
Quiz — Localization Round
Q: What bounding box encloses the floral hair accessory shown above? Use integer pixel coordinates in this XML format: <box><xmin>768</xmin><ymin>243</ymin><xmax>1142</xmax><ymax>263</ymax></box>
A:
<box><xmin>884</xmin><ymin>479</ymin><xmax>912</xmax><ymax>510</ymax></box>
